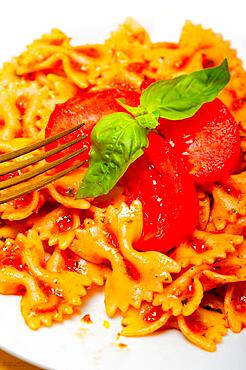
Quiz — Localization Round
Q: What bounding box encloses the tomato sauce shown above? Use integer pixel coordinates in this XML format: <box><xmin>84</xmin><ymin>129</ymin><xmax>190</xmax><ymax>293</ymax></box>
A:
<box><xmin>81</xmin><ymin>314</ymin><xmax>93</xmax><ymax>323</ymax></box>
<box><xmin>106</xmin><ymin>231</ymin><xmax>119</xmax><ymax>249</ymax></box>
<box><xmin>212</xmin><ymin>264</ymin><xmax>240</xmax><ymax>276</ymax></box>
<box><xmin>185</xmin><ymin>312</ymin><xmax>208</xmax><ymax>334</ymax></box>
<box><xmin>127</xmin><ymin>61</ymin><xmax>149</xmax><ymax>74</ymax></box>
<box><xmin>55</xmin><ymin>185</ymin><xmax>76</xmax><ymax>198</ymax></box>
<box><xmin>124</xmin><ymin>259</ymin><xmax>141</xmax><ymax>281</ymax></box>
<box><xmin>0</xmin><ymin>244</ymin><xmax>24</xmax><ymax>270</ymax></box>
<box><xmin>173</xmin><ymin>56</ymin><xmax>190</xmax><ymax>70</ymax></box>
<box><xmin>142</xmin><ymin>305</ymin><xmax>164</xmax><ymax>323</ymax></box>
<box><xmin>16</xmin><ymin>96</ymin><xmax>28</xmax><ymax>115</ymax></box>
<box><xmin>189</xmin><ymin>237</ymin><xmax>208</xmax><ymax>253</ymax></box>
<box><xmin>201</xmin><ymin>54</ymin><xmax>215</xmax><ymax>69</ymax></box>
<box><xmin>56</xmin><ymin>213</ymin><xmax>73</xmax><ymax>232</ymax></box>
<box><xmin>61</xmin><ymin>249</ymin><xmax>82</xmax><ymax>273</ymax></box>
<box><xmin>0</xmin><ymin>170</ymin><xmax>20</xmax><ymax>182</ymax></box>
<box><xmin>13</xmin><ymin>193</ymin><xmax>33</xmax><ymax>209</ymax></box>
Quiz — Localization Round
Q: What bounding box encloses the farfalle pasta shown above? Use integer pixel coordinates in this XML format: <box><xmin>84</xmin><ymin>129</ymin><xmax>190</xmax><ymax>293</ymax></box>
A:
<box><xmin>0</xmin><ymin>18</ymin><xmax>246</xmax><ymax>352</ymax></box>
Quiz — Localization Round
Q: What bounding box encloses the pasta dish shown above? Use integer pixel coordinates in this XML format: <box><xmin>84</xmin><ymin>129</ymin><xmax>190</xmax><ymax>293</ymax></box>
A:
<box><xmin>0</xmin><ymin>18</ymin><xmax>245</xmax><ymax>352</ymax></box>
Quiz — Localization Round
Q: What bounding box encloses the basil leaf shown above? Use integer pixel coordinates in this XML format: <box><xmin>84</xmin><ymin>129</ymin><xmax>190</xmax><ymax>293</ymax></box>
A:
<box><xmin>136</xmin><ymin>112</ymin><xmax>159</xmax><ymax>129</ymax></box>
<box><xmin>116</xmin><ymin>99</ymin><xmax>159</xmax><ymax>129</ymax></box>
<box><xmin>140</xmin><ymin>59</ymin><xmax>230</xmax><ymax>120</ymax></box>
<box><xmin>76</xmin><ymin>112</ymin><xmax>148</xmax><ymax>198</ymax></box>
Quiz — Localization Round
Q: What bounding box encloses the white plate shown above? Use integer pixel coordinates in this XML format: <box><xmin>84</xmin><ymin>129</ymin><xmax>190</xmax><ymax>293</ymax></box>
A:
<box><xmin>0</xmin><ymin>1</ymin><xmax>245</xmax><ymax>369</ymax></box>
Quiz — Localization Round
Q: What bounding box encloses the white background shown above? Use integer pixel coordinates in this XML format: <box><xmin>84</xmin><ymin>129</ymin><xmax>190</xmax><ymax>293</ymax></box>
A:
<box><xmin>0</xmin><ymin>1</ymin><xmax>245</xmax><ymax>369</ymax></box>
<box><xmin>0</xmin><ymin>0</ymin><xmax>246</xmax><ymax>63</ymax></box>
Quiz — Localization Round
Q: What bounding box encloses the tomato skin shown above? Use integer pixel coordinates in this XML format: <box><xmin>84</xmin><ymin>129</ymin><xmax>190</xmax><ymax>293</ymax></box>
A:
<box><xmin>122</xmin><ymin>132</ymin><xmax>199</xmax><ymax>253</ymax></box>
<box><xmin>158</xmin><ymin>98</ymin><xmax>241</xmax><ymax>185</ymax></box>
<box><xmin>45</xmin><ymin>88</ymin><xmax>140</xmax><ymax>170</ymax></box>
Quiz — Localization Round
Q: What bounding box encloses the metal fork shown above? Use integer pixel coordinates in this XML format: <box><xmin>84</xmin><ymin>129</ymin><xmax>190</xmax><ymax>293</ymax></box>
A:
<box><xmin>0</xmin><ymin>123</ymin><xmax>87</xmax><ymax>204</ymax></box>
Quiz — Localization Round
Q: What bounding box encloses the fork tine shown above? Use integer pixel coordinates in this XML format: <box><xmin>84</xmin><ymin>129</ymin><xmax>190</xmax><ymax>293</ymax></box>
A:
<box><xmin>0</xmin><ymin>122</ymin><xmax>85</xmax><ymax>163</ymax></box>
<box><xmin>0</xmin><ymin>161</ymin><xmax>85</xmax><ymax>204</ymax></box>
<box><xmin>0</xmin><ymin>134</ymin><xmax>87</xmax><ymax>177</ymax></box>
<box><xmin>0</xmin><ymin>145</ymin><xmax>88</xmax><ymax>190</ymax></box>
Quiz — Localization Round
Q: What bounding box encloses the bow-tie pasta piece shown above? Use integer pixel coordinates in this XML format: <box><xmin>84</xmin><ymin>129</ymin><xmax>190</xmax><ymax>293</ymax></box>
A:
<box><xmin>46</xmin><ymin>247</ymin><xmax>109</xmax><ymax>287</ymax></box>
<box><xmin>0</xmin><ymin>190</ymin><xmax>40</xmax><ymax>221</ymax></box>
<box><xmin>47</xmin><ymin>168</ymin><xmax>90</xmax><ymax>209</ymax></box>
<box><xmin>72</xmin><ymin>201</ymin><xmax>180</xmax><ymax>316</ymax></box>
<box><xmin>177</xmin><ymin>306</ymin><xmax>228</xmax><ymax>352</ymax></box>
<box><xmin>172</xmin><ymin>230</ymin><xmax>243</xmax><ymax>268</ymax></box>
<box><xmin>153</xmin><ymin>266</ymin><xmax>205</xmax><ymax>316</ymax></box>
<box><xmin>208</xmin><ymin>179</ymin><xmax>246</xmax><ymax>231</ymax></box>
<box><xmin>30</xmin><ymin>205</ymin><xmax>81</xmax><ymax>249</ymax></box>
<box><xmin>18</xmin><ymin>230</ymin><xmax>91</xmax><ymax>306</ymax></box>
<box><xmin>203</xmin><ymin>245</ymin><xmax>246</xmax><ymax>285</ymax></box>
<box><xmin>121</xmin><ymin>302</ymin><xmax>171</xmax><ymax>337</ymax></box>
<box><xmin>0</xmin><ymin>266</ymin><xmax>58</xmax><ymax>329</ymax></box>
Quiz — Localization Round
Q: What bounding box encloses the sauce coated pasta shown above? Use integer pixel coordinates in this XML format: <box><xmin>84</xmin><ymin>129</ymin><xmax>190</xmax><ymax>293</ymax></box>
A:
<box><xmin>0</xmin><ymin>18</ymin><xmax>246</xmax><ymax>351</ymax></box>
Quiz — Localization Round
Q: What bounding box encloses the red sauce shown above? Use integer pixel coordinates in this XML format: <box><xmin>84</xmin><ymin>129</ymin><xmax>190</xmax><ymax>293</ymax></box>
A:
<box><xmin>142</xmin><ymin>305</ymin><xmax>164</xmax><ymax>323</ymax></box>
<box><xmin>56</xmin><ymin>213</ymin><xmax>73</xmax><ymax>232</ymax></box>
<box><xmin>61</xmin><ymin>249</ymin><xmax>82</xmax><ymax>273</ymax></box>
<box><xmin>186</xmin><ymin>282</ymin><xmax>195</xmax><ymax>296</ymax></box>
<box><xmin>0</xmin><ymin>244</ymin><xmax>24</xmax><ymax>270</ymax></box>
<box><xmin>124</xmin><ymin>259</ymin><xmax>141</xmax><ymax>281</ymax></box>
<box><xmin>16</xmin><ymin>285</ymin><xmax>26</xmax><ymax>295</ymax></box>
<box><xmin>165</xmin><ymin>42</ymin><xmax>179</xmax><ymax>49</ymax></box>
<box><xmin>34</xmin><ymin>189</ymin><xmax>49</xmax><ymax>213</ymax></box>
<box><xmin>41</xmin><ymin>283</ymin><xmax>54</xmax><ymax>296</ymax></box>
<box><xmin>130</xmin><ymin>31</ymin><xmax>146</xmax><ymax>44</ymax></box>
<box><xmin>13</xmin><ymin>193</ymin><xmax>33</xmax><ymax>209</ymax></box>
<box><xmin>174</xmin><ymin>56</ymin><xmax>190</xmax><ymax>70</ymax></box>
<box><xmin>23</xmin><ymin>72</ymin><xmax>36</xmax><ymax>81</ymax></box>
<box><xmin>140</xmin><ymin>77</ymin><xmax>156</xmax><ymax>91</ymax></box>
<box><xmin>175</xmin><ymin>280</ymin><xmax>195</xmax><ymax>301</ymax></box>
<box><xmin>81</xmin><ymin>314</ymin><xmax>93</xmax><ymax>323</ymax></box>
<box><xmin>228</xmin><ymin>89</ymin><xmax>237</xmax><ymax>100</ymax></box>
<box><xmin>185</xmin><ymin>312</ymin><xmax>208</xmax><ymax>334</ymax></box>
<box><xmin>51</xmin><ymin>60</ymin><xmax>66</xmax><ymax>76</ymax></box>
<box><xmin>189</xmin><ymin>237</ymin><xmax>208</xmax><ymax>253</ymax></box>
<box><xmin>0</xmin><ymin>170</ymin><xmax>20</xmax><ymax>182</ymax></box>
<box><xmin>16</xmin><ymin>95</ymin><xmax>28</xmax><ymax>115</ymax></box>
<box><xmin>201</xmin><ymin>54</ymin><xmax>215</xmax><ymax>69</ymax></box>
<box><xmin>212</xmin><ymin>263</ymin><xmax>239</xmax><ymax>276</ymax></box>
<box><xmin>106</xmin><ymin>231</ymin><xmax>119</xmax><ymax>248</ymax></box>
<box><xmin>79</xmin><ymin>47</ymin><xmax>101</xmax><ymax>58</ymax></box>
<box><xmin>55</xmin><ymin>185</ymin><xmax>75</xmax><ymax>197</ymax></box>
<box><xmin>50</xmin><ymin>39</ymin><xmax>64</xmax><ymax>46</ymax></box>
<box><xmin>232</xmin><ymin>97</ymin><xmax>246</xmax><ymax>111</ymax></box>
<box><xmin>127</xmin><ymin>61</ymin><xmax>149</xmax><ymax>74</ymax></box>
<box><xmin>43</xmin><ymin>241</ymin><xmax>55</xmax><ymax>255</ymax></box>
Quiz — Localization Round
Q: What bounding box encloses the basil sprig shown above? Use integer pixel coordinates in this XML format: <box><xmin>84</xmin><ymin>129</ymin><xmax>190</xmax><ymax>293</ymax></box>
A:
<box><xmin>76</xmin><ymin>113</ymin><xmax>148</xmax><ymax>198</ymax></box>
<box><xmin>77</xmin><ymin>59</ymin><xmax>230</xmax><ymax>199</ymax></box>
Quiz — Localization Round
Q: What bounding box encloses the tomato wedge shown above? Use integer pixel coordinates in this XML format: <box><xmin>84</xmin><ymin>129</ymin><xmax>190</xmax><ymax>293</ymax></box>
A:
<box><xmin>158</xmin><ymin>98</ymin><xmax>241</xmax><ymax>185</ymax></box>
<box><xmin>45</xmin><ymin>88</ymin><xmax>140</xmax><ymax>170</ymax></box>
<box><xmin>121</xmin><ymin>132</ymin><xmax>199</xmax><ymax>253</ymax></box>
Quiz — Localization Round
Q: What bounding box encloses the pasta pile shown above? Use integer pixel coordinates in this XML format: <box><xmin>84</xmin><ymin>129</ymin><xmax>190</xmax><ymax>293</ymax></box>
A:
<box><xmin>0</xmin><ymin>18</ymin><xmax>246</xmax><ymax>351</ymax></box>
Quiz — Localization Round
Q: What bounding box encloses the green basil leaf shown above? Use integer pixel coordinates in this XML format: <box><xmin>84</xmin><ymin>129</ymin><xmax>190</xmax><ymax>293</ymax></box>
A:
<box><xmin>136</xmin><ymin>112</ymin><xmax>159</xmax><ymax>129</ymax></box>
<box><xmin>140</xmin><ymin>59</ymin><xmax>230</xmax><ymax>120</ymax></box>
<box><xmin>116</xmin><ymin>99</ymin><xmax>159</xmax><ymax>129</ymax></box>
<box><xmin>76</xmin><ymin>112</ymin><xmax>148</xmax><ymax>198</ymax></box>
